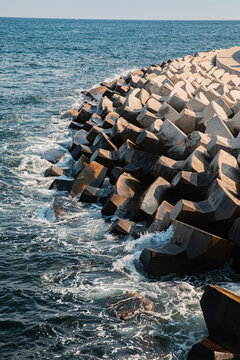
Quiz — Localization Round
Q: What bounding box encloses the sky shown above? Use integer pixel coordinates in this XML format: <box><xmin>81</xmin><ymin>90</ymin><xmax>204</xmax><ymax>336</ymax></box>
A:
<box><xmin>0</xmin><ymin>0</ymin><xmax>240</xmax><ymax>20</ymax></box>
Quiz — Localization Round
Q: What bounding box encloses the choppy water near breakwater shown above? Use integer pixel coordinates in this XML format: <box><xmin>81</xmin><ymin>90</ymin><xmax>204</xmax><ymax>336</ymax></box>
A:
<box><xmin>1</xmin><ymin>17</ymin><xmax>240</xmax><ymax>359</ymax></box>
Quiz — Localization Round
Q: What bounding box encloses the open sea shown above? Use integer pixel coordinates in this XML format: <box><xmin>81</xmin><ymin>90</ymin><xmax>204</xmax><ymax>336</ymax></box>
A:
<box><xmin>1</xmin><ymin>18</ymin><xmax>240</xmax><ymax>360</ymax></box>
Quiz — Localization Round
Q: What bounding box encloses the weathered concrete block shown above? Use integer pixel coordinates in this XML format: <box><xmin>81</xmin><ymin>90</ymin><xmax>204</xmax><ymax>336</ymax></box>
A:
<box><xmin>187</xmin><ymin>337</ymin><xmax>236</xmax><ymax>360</ymax></box>
<box><xmin>205</xmin><ymin>115</ymin><xmax>234</xmax><ymax>139</ymax></box>
<box><xmin>185</xmin><ymin>131</ymin><xmax>210</xmax><ymax>153</ymax></box>
<box><xmin>134</xmin><ymin>176</ymin><xmax>171</xmax><ymax>219</ymax></box>
<box><xmin>140</xmin><ymin>243</ymin><xmax>188</xmax><ymax>278</ymax></box>
<box><xmin>76</xmin><ymin>102</ymin><xmax>94</xmax><ymax>123</ymax></box>
<box><xmin>157</xmin><ymin>102</ymin><xmax>180</xmax><ymax>122</ymax></box>
<box><xmin>148</xmin><ymin>200</ymin><xmax>174</xmax><ymax>233</ymax></box>
<box><xmin>106</xmin><ymin>292</ymin><xmax>154</xmax><ymax>320</ymax></box>
<box><xmin>201</xmin><ymin>285</ymin><xmax>240</xmax><ymax>354</ymax></box>
<box><xmin>109</xmin><ymin>166</ymin><xmax>125</xmax><ymax>185</ymax></box>
<box><xmin>44</xmin><ymin>165</ymin><xmax>64</xmax><ymax>177</ymax></box>
<box><xmin>99</xmin><ymin>96</ymin><xmax>114</xmax><ymax>117</ymax></box>
<box><xmin>168</xmin><ymin>90</ymin><xmax>188</xmax><ymax>113</ymax></box>
<box><xmin>70</xmin><ymin>130</ymin><xmax>89</xmax><ymax>152</ymax></box>
<box><xmin>61</xmin><ymin>108</ymin><xmax>79</xmax><ymax>119</ymax></box>
<box><xmin>175</xmin><ymin>108</ymin><xmax>200</xmax><ymax>135</ymax></box>
<box><xmin>49</xmin><ymin>179</ymin><xmax>74</xmax><ymax>193</ymax></box>
<box><xmin>102</xmin><ymin>112</ymin><xmax>119</xmax><ymax>129</ymax></box>
<box><xmin>171</xmin><ymin>171</ymin><xmax>211</xmax><ymax>202</ymax></box>
<box><xmin>207</xmin><ymin>136</ymin><xmax>240</xmax><ymax>158</ymax></box>
<box><xmin>182</xmin><ymin>145</ymin><xmax>211</xmax><ymax>173</ymax></box>
<box><xmin>157</xmin><ymin>119</ymin><xmax>187</xmax><ymax>149</ymax></box>
<box><xmin>93</xmin><ymin>132</ymin><xmax>118</xmax><ymax>152</ymax></box>
<box><xmin>42</xmin><ymin>148</ymin><xmax>67</xmax><ymax>164</ymax></box>
<box><xmin>136</xmin><ymin>130</ymin><xmax>160</xmax><ymax>154</ymax></box>
<box><xmin>229</xmin><ymin>218</ymin><xmax>240</xmax><ymax>245</ymax></box>
<box><xmin>115</xmin><ymin>172</ymin><xmax>140</xmax><ymax>198</ymax></box>
<box><xmin>70</xmin><ymin>161</ymin><xmax>107</xmax><ymax>197</ymax></box>
<box><xmin>101</xmin><ymin>193</ymin><xmax>128</xmax><ymax>216</ymax></box>
<box><xmin>149</xmin><ymin>155</ymin><xmax>183</xmax><ymax>182</ymax></box>
<box><xmin>124</xmin><ymin>148</ymin><xmax>159</xmax><ymax>175</ymax></box>
<box><xmin>144</xmin><ymin>97</ymin><xmax>162</xmax><ymax>114</ymax></box>
<box><xmin>172</xmin><ymin>220</ymin><xmax>232</xmax><ymax>270</ymax></box>
<box><xmin>208</xmin><ymin>150</ymin><xmax>239</xmax><ymax>193</ymax></box>
<box><xmin>80</xmin><ymin>185</ymin><xmax>112</xmax><ymax>204</ymax></box>
<box><xmin>90</xmin><ymin>148</ymin><xmax>119</xmax><ymax>170</ymax></box>
<box><xmin>136</xmin><ymin>109</ymin><xmax>157</xmax><ymax>128</ymax></box>
<box><xmin>71</xmin><ymin>154</ymin><xmax>89</xmax><ymax>179</ymax></box>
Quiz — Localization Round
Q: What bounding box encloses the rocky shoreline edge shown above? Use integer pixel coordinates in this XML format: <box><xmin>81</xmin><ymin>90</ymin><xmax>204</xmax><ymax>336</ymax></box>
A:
<box><xmin>42</xmin><ymin>48</ymin><xmax>240</xmax><ymax>359</ymax></box>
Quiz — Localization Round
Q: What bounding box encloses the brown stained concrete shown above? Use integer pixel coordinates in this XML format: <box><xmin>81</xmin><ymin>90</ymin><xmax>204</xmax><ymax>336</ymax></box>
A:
<box><xmin>216</xmin><ymin>47</ymin><xmax>240</xmax><ymax>76</ymax></box>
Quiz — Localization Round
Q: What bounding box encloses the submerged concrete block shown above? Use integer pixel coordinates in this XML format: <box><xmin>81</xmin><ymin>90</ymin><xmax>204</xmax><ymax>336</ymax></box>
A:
<box><xmin>201</xmin><ymin>285</ymin><xmax>240</xmax><ymax>354</ymax></box>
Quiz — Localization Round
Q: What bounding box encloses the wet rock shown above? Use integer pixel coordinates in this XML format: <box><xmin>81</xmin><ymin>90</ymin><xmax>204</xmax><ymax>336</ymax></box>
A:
<box><xmin>201</xmin><ymin>285</ymin><xmax>240</xmax><ymax>354</ymax></box>
<box><xmin>70</xmin><ymin>161</ymin><xmax>107</xmax><ymax>197</ymax></box>
<box><xmin>71</xmin><ymin>154</ymin><xmax>90</xmax><ymax>179</ymax></box>
<box><xmin>101</xmin><ymin>193</ymin><xmax>128</xmax><ymax>216</ymax></box>
<box><xmin>69</xmin><ymin>121</ymin><xmax>83</xmax><ymax>130</ymax></box>
<box><xmin>70</xmin><ymin>129</ymin><xmax>89</xmax><ymax>152</ymax></box>
<box><xmin>76</xmin><ymin>102</ymin><xmax>94</xmax><ymax>123</ymax></box>
<box><xmin>140</xmin><ymin>243</ymin><xmax>188</xmax><ymax>278</ymax></box>
<box><xmin>49</xmin><ymin>178</ymin><xmax>74</xmax><ymax>192</ymax></box>
<box><xmin>53</xmin><ymin>196</ymin><xmax>81</xmax><ymax>220</ymax></box>
<box><xmin>110</xmin><ymin>218</ymin><xmax>134</xmax><ymax>235</ymax></box>
<box><xmin>44</xmin><ymin>165</ymin><xmax>64</xmax><ymax>177</ymax></box>
<box><xmin>42</xmin><ymin>148</ymin><xmax>67</xmax><ymax>164</ymax></box>
<box><xmin>187</xmin><ymin>337</ymin><xmax>236</xmax><ymax>360</ymax></box>
<box><xmin>80</xmin><ymin>185</ymin><xmax>112</xmax><ymax>204</ymax></box>
<box><xmin>148</xmin><ymin>200</ymin><xmax>174</xmax><ymax>233</ymax></box>
<box><xmin>106</xmin><ymin>291</ymin><xmax>154</xmax><ymax>320</ymax></box>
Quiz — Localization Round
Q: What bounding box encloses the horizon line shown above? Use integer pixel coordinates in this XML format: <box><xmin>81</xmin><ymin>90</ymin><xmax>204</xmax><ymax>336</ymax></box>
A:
<box><xmin>1</xmin><ymin>16</ymin><xmax>240</xmax><ymax>21</ymax></box>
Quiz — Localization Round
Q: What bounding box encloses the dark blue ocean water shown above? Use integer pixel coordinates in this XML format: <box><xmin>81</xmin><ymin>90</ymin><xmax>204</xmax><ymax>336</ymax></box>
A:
<box><xmin>1</xmin><ymin>17</ymin><xmax>240</xmax><ymax>360</ymax></box>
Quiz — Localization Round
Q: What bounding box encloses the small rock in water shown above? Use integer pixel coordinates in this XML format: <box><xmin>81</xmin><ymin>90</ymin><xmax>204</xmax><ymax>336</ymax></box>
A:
<box><xmin>53</xmin><ymin>196</ymin><xmax>81</xmax><ymax>220</ymax></box>
<box><xmin>106</xmin><ymin>291</ymin><xmax>154</xmax><ymax>320</ymax></box>
<box><xmin>42</xmin><ymin>148</ymin><xmax>67</xmax><ymax>164</ymax></box>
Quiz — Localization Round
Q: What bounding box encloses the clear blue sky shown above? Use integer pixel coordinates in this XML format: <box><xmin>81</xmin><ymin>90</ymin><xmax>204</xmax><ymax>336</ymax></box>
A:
<box><xmin>0</xmin><ymin>0</ymin><xmax>240</xmax><ymax>20</ymax></box>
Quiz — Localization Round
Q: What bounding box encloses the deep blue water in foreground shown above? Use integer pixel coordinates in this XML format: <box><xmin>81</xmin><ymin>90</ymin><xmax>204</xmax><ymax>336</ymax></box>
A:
<box><xmin>1</xmin><ymin>18</ymin><xmax>240</xmax><ymax>360</ymax></box>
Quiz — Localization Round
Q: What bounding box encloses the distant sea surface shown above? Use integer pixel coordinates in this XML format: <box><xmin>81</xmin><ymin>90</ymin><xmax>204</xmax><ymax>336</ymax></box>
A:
<box><xmin>1</xmin><ymin>18</ymin><xmax>240</xmax><ymax>360</ymax></box>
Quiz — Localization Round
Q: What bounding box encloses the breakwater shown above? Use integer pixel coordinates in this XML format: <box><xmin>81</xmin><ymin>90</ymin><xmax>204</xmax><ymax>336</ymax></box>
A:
<box><xmin>42</xmin><ymin>47</ymin><xmax>240</xmax><ymax>359</ymax></box>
